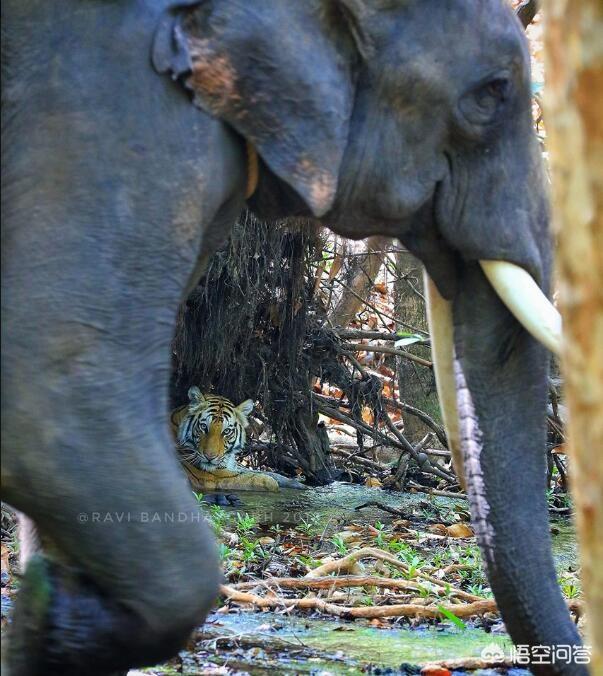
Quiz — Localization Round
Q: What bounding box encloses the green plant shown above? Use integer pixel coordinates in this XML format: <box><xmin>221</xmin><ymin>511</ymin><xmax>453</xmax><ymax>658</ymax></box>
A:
<box><xmin>192</xmin><ymin>491</ymin><xmax>204</xmax><ymax>507</ymax></box>
<box><xmin>430</xmin><ymin>551</ymin><xmax>447</xmax><ymax>569</ymax></box>
<box><xmin>417</xmin><ymin>584</ymin><xmax>432</xmax><ymax>599</ymax></box>
<box><xmin>236</xmin><ymin>512</ymin><xmax>256</xmax><ymax>534</ymax></box>
<box><xmin>467</xmin><ymin>583</ymin><xmax>492</xmax><ymax>598</ymax></box>
<box><xmin>295</xmin><ymin>555</ymin><xmax>320</xmax><ymax>570</ymax></box>
<box><xmin>437</xmin><ymin>604</ymin><xmax>467</xmax><ymax>630</ymax></box>
<box><xmin>330</xmin><ymin>534</ymin><xmax>348</xmax><ymax>556</ymax></box>
<box><xmin>217</xmin><ymin>542</ymin><xmax>232</xmax><ymax>562</ymax></box>
<box><xmin>240</xmin><ymin>537</ymin><xmax>261</xmax><ymax>563</ymax></box>
<box><xmin>405</xmin><ymin>554</ymin><xmax>424</xmax><ymax>579</ymax></box>
<box><xmin>559</xmin><ymin>575</ymin><xmax>581</xmax><ymax>599</ymax></box>
<box><xmin>373</xmin><ymin>520</ymin><xmax>387</xmax><ymax>548</ymax></box>
<box><xmin>297</xmin><ymin>514</ymin><xmax>322</xmax><ymax>536</ymax></box>
<box><xmin>207</xmin><ymin>504</ymin><xmax>229</xmax><ymax>532</ymax></box>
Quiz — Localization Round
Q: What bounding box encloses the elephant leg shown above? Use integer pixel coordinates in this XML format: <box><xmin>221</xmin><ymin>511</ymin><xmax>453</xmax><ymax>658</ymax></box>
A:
<box><xmin>3</xmin><ymin>386</ymin><xmax>222</xmax><ymax>675</ymax></box>
<box><xmin>1</xmin><ymin>3</ymin><xmax>251</xmax><ymax>672</ymax></box>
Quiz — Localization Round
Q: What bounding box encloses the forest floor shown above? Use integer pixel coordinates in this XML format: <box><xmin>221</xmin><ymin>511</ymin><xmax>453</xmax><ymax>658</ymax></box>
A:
<box><xmin>1</xmin><ymin>484</ymin><xmax>581</xmax><ymax>675</ymax></box>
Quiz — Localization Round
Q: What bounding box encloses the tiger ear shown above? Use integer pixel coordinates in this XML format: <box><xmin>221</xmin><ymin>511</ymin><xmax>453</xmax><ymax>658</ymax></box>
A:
<box><xmin>236</xmin><ymin>399</ymin><xmax>254</xmax><ymax>425</ymax></box>
<box><xmin>187</xmin><ymin>386</ymin><xmax>205</xmax><ymax>405</ymax></box>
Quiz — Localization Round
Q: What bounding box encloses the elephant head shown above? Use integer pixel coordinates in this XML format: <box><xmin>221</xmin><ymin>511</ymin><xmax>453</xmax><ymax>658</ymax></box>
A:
<box><xmin>1</xmin><ymin>0</ymin><xmax>582</xmax><ymax>674</ymax></box>
<box><xmin>156</xmin><ymin>0</ymin><xmax>581</xmax><ymax>671</ymax></box>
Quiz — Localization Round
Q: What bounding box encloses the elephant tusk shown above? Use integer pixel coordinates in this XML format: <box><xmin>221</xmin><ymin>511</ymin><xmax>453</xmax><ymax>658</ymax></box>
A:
<box><xmin>479</xmin><ymin>260</ymin><xmax>562</xmax><ymax>357</ymax></box>
<box><xmin>424</xmin><ymin>271</ymin><xmax>466</xmax><ymax>490</ymax></box>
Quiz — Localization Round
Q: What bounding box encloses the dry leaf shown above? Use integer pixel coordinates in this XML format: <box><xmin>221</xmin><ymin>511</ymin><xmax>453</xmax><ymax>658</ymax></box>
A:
<box><xmin>258</xmin><ymin>537</ymin><xmax>276</xmax><ymax>546</ymax></box>
<box><xmin>428</xmin><ymin>524</ymin><xmax>449</xmax><ymax>536</ymax></box>
<box><xmin>361</xmin><ymin>406</ymin><xmax>374</xmax><ymax>425</ymax></box>
<box><xmin>392</xmin><ymin>519</ymin><xmax>412</xmax><ymax>530</ymax></box>
<box><xmin>446</xmin><ymin>523</ymin><xmax>474</xmax><ymax>538</ymax></box>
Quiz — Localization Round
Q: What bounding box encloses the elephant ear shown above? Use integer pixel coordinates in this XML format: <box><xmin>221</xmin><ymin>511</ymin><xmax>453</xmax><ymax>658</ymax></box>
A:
<box><xmin>153</xmin><ymin>1</ymin><xmax>357</xmax><ymax>217</ymax></box>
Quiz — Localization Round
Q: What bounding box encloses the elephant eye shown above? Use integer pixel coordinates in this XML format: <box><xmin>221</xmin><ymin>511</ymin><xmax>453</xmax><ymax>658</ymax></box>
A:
<box><xmin>475</xmin><ymin>78</ymin><xmax>510</xmax><ymax>109</ymax></box>
<box><xmin>459</xmin><ymin>75</ymin><xmax>512</xmax><ymax>127</ymax></box>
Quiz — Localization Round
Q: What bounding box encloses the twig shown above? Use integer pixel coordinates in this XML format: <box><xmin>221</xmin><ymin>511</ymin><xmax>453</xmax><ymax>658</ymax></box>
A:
<box><xmin>337</xmin><ymin>329</ymin><xmax>430</xmax><ymax>342</ymax></box>
<box><xmin>231</xmin><ymin>575</ymin><xmax>421</xmax><ymax>593</ymax></box>
<box><xmin>354</xmin><ymin>501</ymin><xmax>407</xmax><ymax>517</ymax></box>
<box><xmin>330</xmin><ymin>447</ymin><xmax>386</xmax><ymax>473</ymax></box>
<box><xmin>317</xmin><ymin>398</ymin><xmax>455</xmax><ymax>485</ymax></box>
<box><xmin>330</xmin><ymin>277</ymin><xmax>425</xmax><ymax>333</ymax></box>
<box><xmin>406</xmin><ymin>481</ymin><xmax>465</xmax><ymax>500</ymax></box>
<box><xmin>341</xmin><ymin>342</ymin><xmax>433</xmax><ymax>368</ymax></box>
<box><xmin>383</xmin><ymin>397</ymin><xmax>448</xmax><ymax>447</ymax></box>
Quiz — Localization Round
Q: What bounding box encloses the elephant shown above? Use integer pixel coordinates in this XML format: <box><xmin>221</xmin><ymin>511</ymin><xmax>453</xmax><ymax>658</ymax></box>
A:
<box><xmin>0</xmin><ymin>0</ymin><xmax>584</xmax><ymax>674</ymax></box>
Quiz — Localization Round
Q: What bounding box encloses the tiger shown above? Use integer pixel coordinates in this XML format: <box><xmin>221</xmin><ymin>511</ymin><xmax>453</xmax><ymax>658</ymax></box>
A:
<box><xmin>170</xmin><ymin>387</ymin><xmax>280</xmax><ymax>491</ymax></box>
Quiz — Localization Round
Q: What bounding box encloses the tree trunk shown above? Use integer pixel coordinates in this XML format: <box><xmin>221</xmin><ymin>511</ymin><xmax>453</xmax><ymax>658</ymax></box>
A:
<box><xmin>544</xmin><ymin>4</ymin><xmax>603</xmax><ymax>671</ymax></box>
<box><xmin>329</xmin><ymin>236</ymin><xmax>391</xmax><ymax>327</ymax></box>
<box><xmin>393</xmin><ymin>251</ymin><xmax>438</xmax><ymax>445</ymax></box>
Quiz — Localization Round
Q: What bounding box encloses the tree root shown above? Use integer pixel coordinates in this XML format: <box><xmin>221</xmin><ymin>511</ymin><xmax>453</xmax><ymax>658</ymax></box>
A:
<box><xmin>220</xmin><ymin>584</ymin><xmax>496</xmax><ymax>619</ymax></box>
<box><xmin>220</xmin><ymin>545</ymin><xmax>584</xmax><ymax>623</ymax></box>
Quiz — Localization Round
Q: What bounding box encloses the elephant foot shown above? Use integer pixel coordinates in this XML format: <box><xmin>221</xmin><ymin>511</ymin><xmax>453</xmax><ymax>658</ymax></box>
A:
<box><xmin>5</xmin><ymin>555</ymin><xmax>192</xmax><ymax>676</ymax></box>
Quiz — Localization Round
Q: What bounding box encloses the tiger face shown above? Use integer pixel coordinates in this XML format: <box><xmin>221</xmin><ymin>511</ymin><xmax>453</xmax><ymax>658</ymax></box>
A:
<box><xmin>172</xmin><ymin>387</ymin><xmax>254</xmax><ymax>473</ymax></box>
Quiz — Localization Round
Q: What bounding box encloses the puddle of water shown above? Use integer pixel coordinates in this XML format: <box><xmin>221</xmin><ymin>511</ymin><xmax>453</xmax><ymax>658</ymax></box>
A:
<box><xmin>216</xmin><ymin>482</ymin><xmax>578</xmax><ymax>570</ymax></box>
<box><xmin>194</xmin><ymin>610</ymin><xmax>516</xmax><ymax>675</ymax></box>
<box><xmin>216</xmin><ymin>482</ymin><xmax>466</xmax><ymax>529</ymax></box>
<box><xmin>551</xmin><ymin>519</ymin><xmax>579</xmax><ymax>573</ymax></box>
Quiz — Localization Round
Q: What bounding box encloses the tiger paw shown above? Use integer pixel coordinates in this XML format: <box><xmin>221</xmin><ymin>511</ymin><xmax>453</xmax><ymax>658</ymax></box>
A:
<box><xmin>216</xmin><ymin>472</ymin><xmax>280</xmax><ymax>492</ymax></box>
<box><xmin>182</xmin><ymin>463</ymin><xmax>279</xmax><ymax>492</ymax></box>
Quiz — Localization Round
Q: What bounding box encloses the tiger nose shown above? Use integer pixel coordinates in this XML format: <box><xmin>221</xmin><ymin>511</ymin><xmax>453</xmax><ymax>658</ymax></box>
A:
<box><xmin>204</xmin><ymin>423</ymin><xmax>224</xmax><ymax>460</ymax></box>
<box><xmin>204</xmin><ymin>444</ymin><xmax>222</xmax><ymax>460</ymax></box>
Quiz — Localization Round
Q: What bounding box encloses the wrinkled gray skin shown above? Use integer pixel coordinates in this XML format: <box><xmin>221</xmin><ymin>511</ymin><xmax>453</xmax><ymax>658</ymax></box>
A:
<box><xmin>1</xmin><ymin>1</ymin><xmax>584</xmax><ymax>675</ymax></box>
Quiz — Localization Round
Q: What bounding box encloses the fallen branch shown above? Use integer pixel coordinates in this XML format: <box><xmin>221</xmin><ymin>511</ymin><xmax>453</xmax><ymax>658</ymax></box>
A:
<box><xmin>231</xmin><ymin>574</ymin><xmax>426</xmax><ymax>595</ymax></box>
<box><xmin>354</xmin><ymin>501</ymin><xmax>408</xmax><ymax>518</ymax></box>
<box><xmin>407</xmin><ymin>481</ymin><xmax>466</xmax><ymax>500</ymax></box>
<box><xmin>422</xmin><ymin>656</ymin><xmax>515</xmax><ymax>671</ymax></box>
<box><xmin>220</xmin><ymin>585</ymin><xmax>496</xmax><ymax>619</ymax></box>
<box><xmin>330</xmin><ymin>447</ymin><xmax>386</xmax><ymax>473</ymax></box>
<box><xmin>304</xmin><ymin>547</ymin><xmax>481</xmax><ymax>602</ymax></box>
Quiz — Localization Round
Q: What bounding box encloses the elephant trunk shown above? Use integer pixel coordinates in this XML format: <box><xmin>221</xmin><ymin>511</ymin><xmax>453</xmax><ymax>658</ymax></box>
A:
<box><xmin>453</xmin><ymin>264</ymin><xmax>584</xmax><ymax>676</ymax></box>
